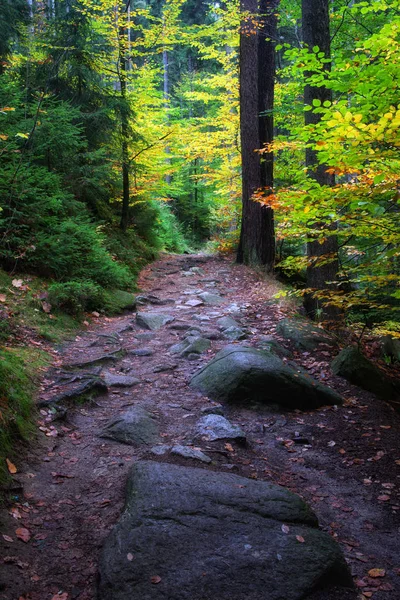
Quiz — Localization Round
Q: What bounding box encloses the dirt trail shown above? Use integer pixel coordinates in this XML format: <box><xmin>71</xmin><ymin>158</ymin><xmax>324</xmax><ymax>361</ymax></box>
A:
<box><xmin>1</xmin><ymin>254</ymin><xmax>399</xmax><ymax>600</ymax></box>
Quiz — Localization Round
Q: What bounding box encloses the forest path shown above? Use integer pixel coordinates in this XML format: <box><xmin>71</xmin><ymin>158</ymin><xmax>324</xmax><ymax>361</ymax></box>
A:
<box><xmin>1</xmin><ymin>253</ymin><xmax>399</xmax><ymax>600</ymax></box>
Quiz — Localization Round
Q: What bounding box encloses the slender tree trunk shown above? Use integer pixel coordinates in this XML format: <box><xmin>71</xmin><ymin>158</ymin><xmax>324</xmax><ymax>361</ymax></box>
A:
<box><xmin>302</xmin><ymin>0</ymin><xmax>340</xmax><ymax>321</ymax></box>
<box><xmin>119</xmin><ymin>7</ymin><xmax>130</xmax><ymax>232</ymax></box>
<box><xmin>237</xmin><ymin>0</ymin><xmax>277</xmax><ymax>271</ymax></box>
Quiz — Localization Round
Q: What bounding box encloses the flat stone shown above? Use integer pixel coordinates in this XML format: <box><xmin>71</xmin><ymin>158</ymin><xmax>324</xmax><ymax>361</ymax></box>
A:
<box><xmin>128</xmin><ymin>348</ymin><xmax>154</xmax><ymax>357</ymax></box>
<box><xmin>136</xmin><ymin>312</ymin><xmax>175</xmax><ymax>330</ymax></box>
<box><xmin>193</xmin><ymin>414</ymin><xmax>246</xmax><ymax>443</ymax></box>
<box><xmin>168</xmin><ymin>322</ymin><xmax>193</xmax><ymax>331</ymax></box>
<box><xmin>197</xmin><ymin>292</ymin><xmax>224</xmax><ymax>305</ymax></box>
<box><xmin>98</xmin><ymin>462</ymin><xmax>353</xmax><ymax>600</ymax></box>
<box><xmin>134</xmin><ymin>332</ymin><xmax>156</xmax><ymax>341</ymax></box>
<box><xmin>103</xmin><ymin>372</ymin><xmax>141</xmax><ymax>387</ymax></box>
<box><xmin>99</xmin><ymin>407</ymin><xmax>159</xmax><ymax>446</ymax></box>
<box><xmin>153</xmin><ymin>363</ymin><xmax>178</xmax><ymax>373</ymax></box>
<box><xmin>200</xmin><ymin>403</ymin><xmax>224</xmax><ymax>416</ymax></box>
<box><xmin>136</xmin><ymin>294</ymin><xmax>175</xmax><ymax>306</ymax></box>
<box><xmin>38</xmin><ymin>374</ymin><xmax>107</xmax><ymax>407</ymax></box>
<box><xmin>64</xmin><ymin>349</ymin><xmax>123</xmax><ymax>369</ymax></box>
<box><xmin>276</xmin><ymin>317</ymin><xmax>336</xmax><ymax>351</ymax></box>
<box><xmin>171</xmin><ymin>445</ymin><xmax>211</xmax><ymax>463</ymax></box>
<box><xmin>189</xmin><ymin>266</ymin><xmax>205</xmax><ymax>275</ymax></box>
<box><xmin>185</xmin><ymin>299</ymin><xmax>204</xmax><ymax>307</ymax></box>
<box><xmin>332</xmin><ymin>347</ymin><xmax>397</xmax><ymax>401</ymax></box>
<box><xmin>190</xmin><ymin>345</ymin><xmax>342</xmax><ymax>410</ymax></box>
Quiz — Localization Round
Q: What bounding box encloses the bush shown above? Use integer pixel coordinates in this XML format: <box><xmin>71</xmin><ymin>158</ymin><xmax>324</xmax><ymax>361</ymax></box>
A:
<box><xmin>48</xmin><ymin>280</ymin><xmax>105</xmax><ymax>315</ymax></box>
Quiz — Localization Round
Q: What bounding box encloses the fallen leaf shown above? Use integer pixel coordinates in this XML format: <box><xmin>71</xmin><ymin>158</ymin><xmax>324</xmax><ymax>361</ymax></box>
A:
<box><xmin>224</xmin><ymin>443</ymin><xmax>234</xmax><ymax>453</ymax></box>
<box><xmin>10</xmin><ymin>507</ymin><xmax>22</xmax><ymax>519</ymax></box>
<box><xmin>368</xmin><ymin>568</ymin><xmax>386</xmax><ymax>578</ymax></box>
<box><xmin>0</xmin><ymin>293</ymin><xmax>6</xmax><ymax>302</ymax></box>
<box><xmin>281</xmin><ymin>524</ymin><xmax>290</xmax><ymax>534</ymax></box>
<box><xmin>51</xmin><ymin>594</ymin><xmax>68</xmax><ymax>600</ymax></box>
<box><xmin>15</xmin><ymin>528</ymin><xmax>31</xmax><ymax>543</ymax></box>
<box><xmin>6</xmin><ymin>458</ymin><xmax>17</xmax><ymax>474</ymax></box>
<box><xmin>296</xmin><ymin>535</ymin><xmax>305</xmax><ymax>543</ymax></box>
<box><xmin>2</xmin><ymin>535</ymin><xmax>13</xmax><ymax>542</ymax></box>
<box><xmin>328</xmin><ymin>440</ymin><xmax>336</xmax><ymax>447</ymax></box>
<box><xmin>381</xmin><ymin>483</ymin><xmax>394</xmax><ymax>489</ymax></box>
<box><xmin>150</xmin><ymin>575</ymin><xmax>162</xmax><ymax>584</ymax></box>
<box><xmin>92</xmin><ymin>311</ymin><xmax>100</xmax><ymax>317</ymax></box>
<box><xmin>12</xmin><ymin>279</ymin><xmax>23</xmax><ymax>288</ymax></box>
<box><xmin>41</xmin><ymin>301</ymin><xmax>52</xmax><ymax>313</ymax></box>
<box><xmin>127</xmin><ymin>553</ymin><xmax>134</xmax><ymax>561</ymax></box>
<box><xmin>377</xmin><ymin>495</ymin><xmax>390</xmax><ymax>502</ymax></box>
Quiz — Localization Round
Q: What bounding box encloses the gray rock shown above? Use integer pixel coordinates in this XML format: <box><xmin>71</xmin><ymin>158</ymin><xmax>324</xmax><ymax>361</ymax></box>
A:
<box><xmin>150</xmin><ymin>444</ymin><xmax>171</xmax><ymax>456</ymax></box>
<box><xmin>103</xmin><ymin>372</ymin><xmax>141</xmax><ymax>387</ymax></box>
<box><xmin>98</xmin><ymin>462</ymin><xmax>353</xmax><ymax>600</ymax></box>
<box><xmin>189</xmin><ymin>266</ymin><xmax>205</xmax><ymax>275</ymax></box>
<box><xmin>187</xmin><ymin>353</ymin><xmax>201</xmax><ymax>361</ymax></box>
<box><xmin>136</xmin><ymin>294</ymin><xmax>174</xmax><ymax>306</ymax></box>
<box><xmin>99</xmin><ymin>408</ymin><xmax>159</xmax><ymax>446</ymax></box>
<box><xmin>276</xmin><ymin>317</ymin><xmax>336</xmax><ymax>351</ymax></box>
<box><xmin>217</xmin><ymin>316</ymin><xmax>240</xmax><ymax>329</ymax></box>
<box><xmin>185</xmin><ymin>299</ymin><xmax>204</xmax><ymax>307</ymax></box>
<box><xmin>201</xmin><ymin>403</ymin><xmax>224</xmax><ymax>416</ymax></box>
<box><xmin>129</xmin><ymin>348</ymin><xmax>154</xmax><ymax>357</ymax></box>
<box><xmin>332</xmin><ymin>347</ymin><xmax>397</xmax><ymax>400</ymax></box>
<box><xmin>171</xmin><ymin>445</ymin><xmax>211</xmax><ymax>463</ymax></box>
<box><xmin>134</xmin><ymin>332</ymin><xmax>156</xmax><ymax>341</ymax></box>
<box><xmin>197</xmin><ymin>292</ymin><xmax>224</xmax><ymax>305</ymax></box>
<box><xmin>257</xmin><ymin>335</ymin><xmax>291</xmax><ymax>358</ymax></box>
<box><xmin>221</xmin><ymin>325</ymin><xmax>247</xmax><ymax>341</ymax></box>
<box><xmin>190</xmin><ymin>346</ymin><xmax>342</xmax><ymax>410</ymax></box>
<box><xmin>168</xmin><ymin>322</ymin><xmax>193</xmax><ymax>331</ymax></box>
<box><xmin>136</xmin><ymin>312</ymin><xmax>175</xmax><ymax>330</ymax></box>
<box><xmin>193</xmin><ymin>414</ymin><xmax>246</xmax><ymax>443</ymax></box>
<box><xmin>153</xmin><ymin>363</ymin><xmax>178</xmax><ymax>373</ymax></box>
<box><xmin>170</xmin><ymin>336</ymin><xmax>211</xmax><ymax>357</ymax></box>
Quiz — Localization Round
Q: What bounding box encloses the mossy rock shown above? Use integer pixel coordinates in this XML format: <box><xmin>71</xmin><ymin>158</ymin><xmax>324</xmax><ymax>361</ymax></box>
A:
<box><xmin>331</xmin><ymin>347</ymin><xmax>397</xmax><ymax>401</ymax></box>
<box><xmin>277</xmin><ymin>317</ymin><xmax>336</xmax><ymax>351</ymax></box>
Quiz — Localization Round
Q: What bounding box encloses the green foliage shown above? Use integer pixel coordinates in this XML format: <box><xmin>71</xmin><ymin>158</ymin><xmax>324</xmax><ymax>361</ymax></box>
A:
<box><xmin>48</xmin><ymin>280</ymin><xmax>105</xmax><ymax>315</ymax></box>
<box><xmin>0</xmin><ymin>347</ymin><xmax>50</xmax><ymax>486</ymax></box>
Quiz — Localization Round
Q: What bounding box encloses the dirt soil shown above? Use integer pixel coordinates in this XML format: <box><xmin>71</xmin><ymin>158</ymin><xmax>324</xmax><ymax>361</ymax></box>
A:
<box><xmin>0</xmin><ymin>254</ymin><xmax>399</xmax><ymax>600</ymax></box>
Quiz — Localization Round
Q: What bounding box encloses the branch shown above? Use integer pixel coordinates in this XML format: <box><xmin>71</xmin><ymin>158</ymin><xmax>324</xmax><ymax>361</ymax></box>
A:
<box><xmin>129</xmin><ymin>131</ymin><xmax>173</xmax><ymax>163</ymax></box>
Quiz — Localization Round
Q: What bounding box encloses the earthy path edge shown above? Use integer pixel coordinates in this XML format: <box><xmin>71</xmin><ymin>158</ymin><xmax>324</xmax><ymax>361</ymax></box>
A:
<box><xmin>0</xmin><ymin>254</ymin><xmax>399</xmax><ymax>600</ymax></box>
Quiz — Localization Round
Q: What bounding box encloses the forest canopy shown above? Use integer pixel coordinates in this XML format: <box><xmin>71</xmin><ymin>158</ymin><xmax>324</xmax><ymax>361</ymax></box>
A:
<box><xmin>0</xmin><ymin>0</ymin><xmax>399</xmax><ymax>331</ymax></box>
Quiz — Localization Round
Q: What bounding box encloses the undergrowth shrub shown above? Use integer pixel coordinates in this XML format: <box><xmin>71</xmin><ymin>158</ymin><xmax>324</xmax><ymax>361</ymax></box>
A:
<box><xmin>48</xmin><ymin>280</ymin><xmax>105</xmax><ymax>315</ymax></box>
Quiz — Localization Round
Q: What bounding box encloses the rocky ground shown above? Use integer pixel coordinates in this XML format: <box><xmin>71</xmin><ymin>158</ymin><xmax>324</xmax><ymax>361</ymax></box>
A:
<box><xmin>0</xmin><ymin>254</ymin><xmax>399</xmax><ymax>600</ymax></box>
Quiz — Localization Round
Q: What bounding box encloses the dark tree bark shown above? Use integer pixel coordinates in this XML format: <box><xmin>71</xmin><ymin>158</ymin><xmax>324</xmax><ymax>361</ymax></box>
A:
<box><xmin>237</xmin><ymin>0</ymin><xmax>278</xmax><ymax>271</ymax></box>
<box><xmin>302</xmin><ymin>0</ymin><xmax>340</xmax><ymax>321</ymax></box>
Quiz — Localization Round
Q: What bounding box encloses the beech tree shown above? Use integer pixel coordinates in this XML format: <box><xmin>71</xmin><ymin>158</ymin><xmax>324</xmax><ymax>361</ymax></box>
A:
<box><xmin>237</xmin><ymin>0</ymin><xmax>278</xmax><ymax>270</ymax></box>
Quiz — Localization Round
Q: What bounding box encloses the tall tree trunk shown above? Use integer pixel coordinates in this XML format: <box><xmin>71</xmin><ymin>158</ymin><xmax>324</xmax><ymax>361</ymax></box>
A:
<box><xmin>302</xmin><ymin>0</ymin><xmax>340</xmax><ymax>321</ymax></box>
<box><xmin>119</xmin><ymin>6</ymin><xmax>130</xmax><ymax>232</ymax></box>
<box><xmin>237</xmin><ymin>0</ymin><xmax>277</xmax><ymax>271</ymax></box>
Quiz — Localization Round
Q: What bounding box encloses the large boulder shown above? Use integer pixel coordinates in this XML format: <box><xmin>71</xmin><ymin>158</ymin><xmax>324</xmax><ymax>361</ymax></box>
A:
<box><xmin>331</xmin><ymin>347</ymin><xmax>397</xmax><ymax>400</ymax></box>
<box><xmin>277</xmin><ymin>317</ymin><xmax>336</xmax><ymax>351</ymax></box>
<box><xmin>190</xmin><ymin>346</ymin><xmax>342</xmax><ymax>410</ymax></box>
<box><xmin>99</xmin><ymin>407</ymin><xmax>159</xmax><ymax>446</ymax></box>
<box><xmin>98</xmin><ymin>462</ymin><xmax>353</xmax><ymax>600</ymax></box>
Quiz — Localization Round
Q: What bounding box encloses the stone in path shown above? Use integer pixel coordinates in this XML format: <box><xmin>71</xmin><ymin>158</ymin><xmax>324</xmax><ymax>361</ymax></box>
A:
<box><xmin>217</xmin><ymin>316</ymin><xmax>240</xmax><ymax>329</ymax></box>
<box><xmin>197</xmin><ymin>291</ymin><xmax>224</xmax><ymax>305</ymax></box>
<box><xmin>332</xmin><ymin>346</ymin><xmax>397</xmax><ymax>401</ymax></box>
<box><xmin>190</xmin><ymin>345</ymin><xmax>342</xmax><ymax>410</ymax></box>
<box><xmin>99</xmin><ymin>407</ymin><xmax>159</xmax><ymax>446</ymax></box>
<box><xmin>38</xmin><ymin>373</ymin><xmax>107</xmax><ymax>407</ymax></box>
<box><xmin>277</xmin><ymin>317</ymin><xmax>336</xmax><ymax>351</ymax></box>
<box><xmin>193</xmin><ymin>414</ymin><xmax>246</xmax><ymax>443</ymax></box>
<box><xmin>103</xmin><ymin>372</ymin><xmax>141</xmax><ymax>388</ymax></box>
<box><xmin>136</xmin><ymin>312</ymin><xmax>175</xmax><ymax>330</ymax></box>
<box><xmin>169</xmin><ymin>336</ymin><xmax>211</xmax><ymax>357</ymax></box>
<box><xmin>98</xmin><ymin>462</ymin><xmax>353</xmax><ymax>600</ymax></box>
<box><xmin>171</xmin><ymin>445</ymin><xmax>211</xmax><ymax>463</ymax></box>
